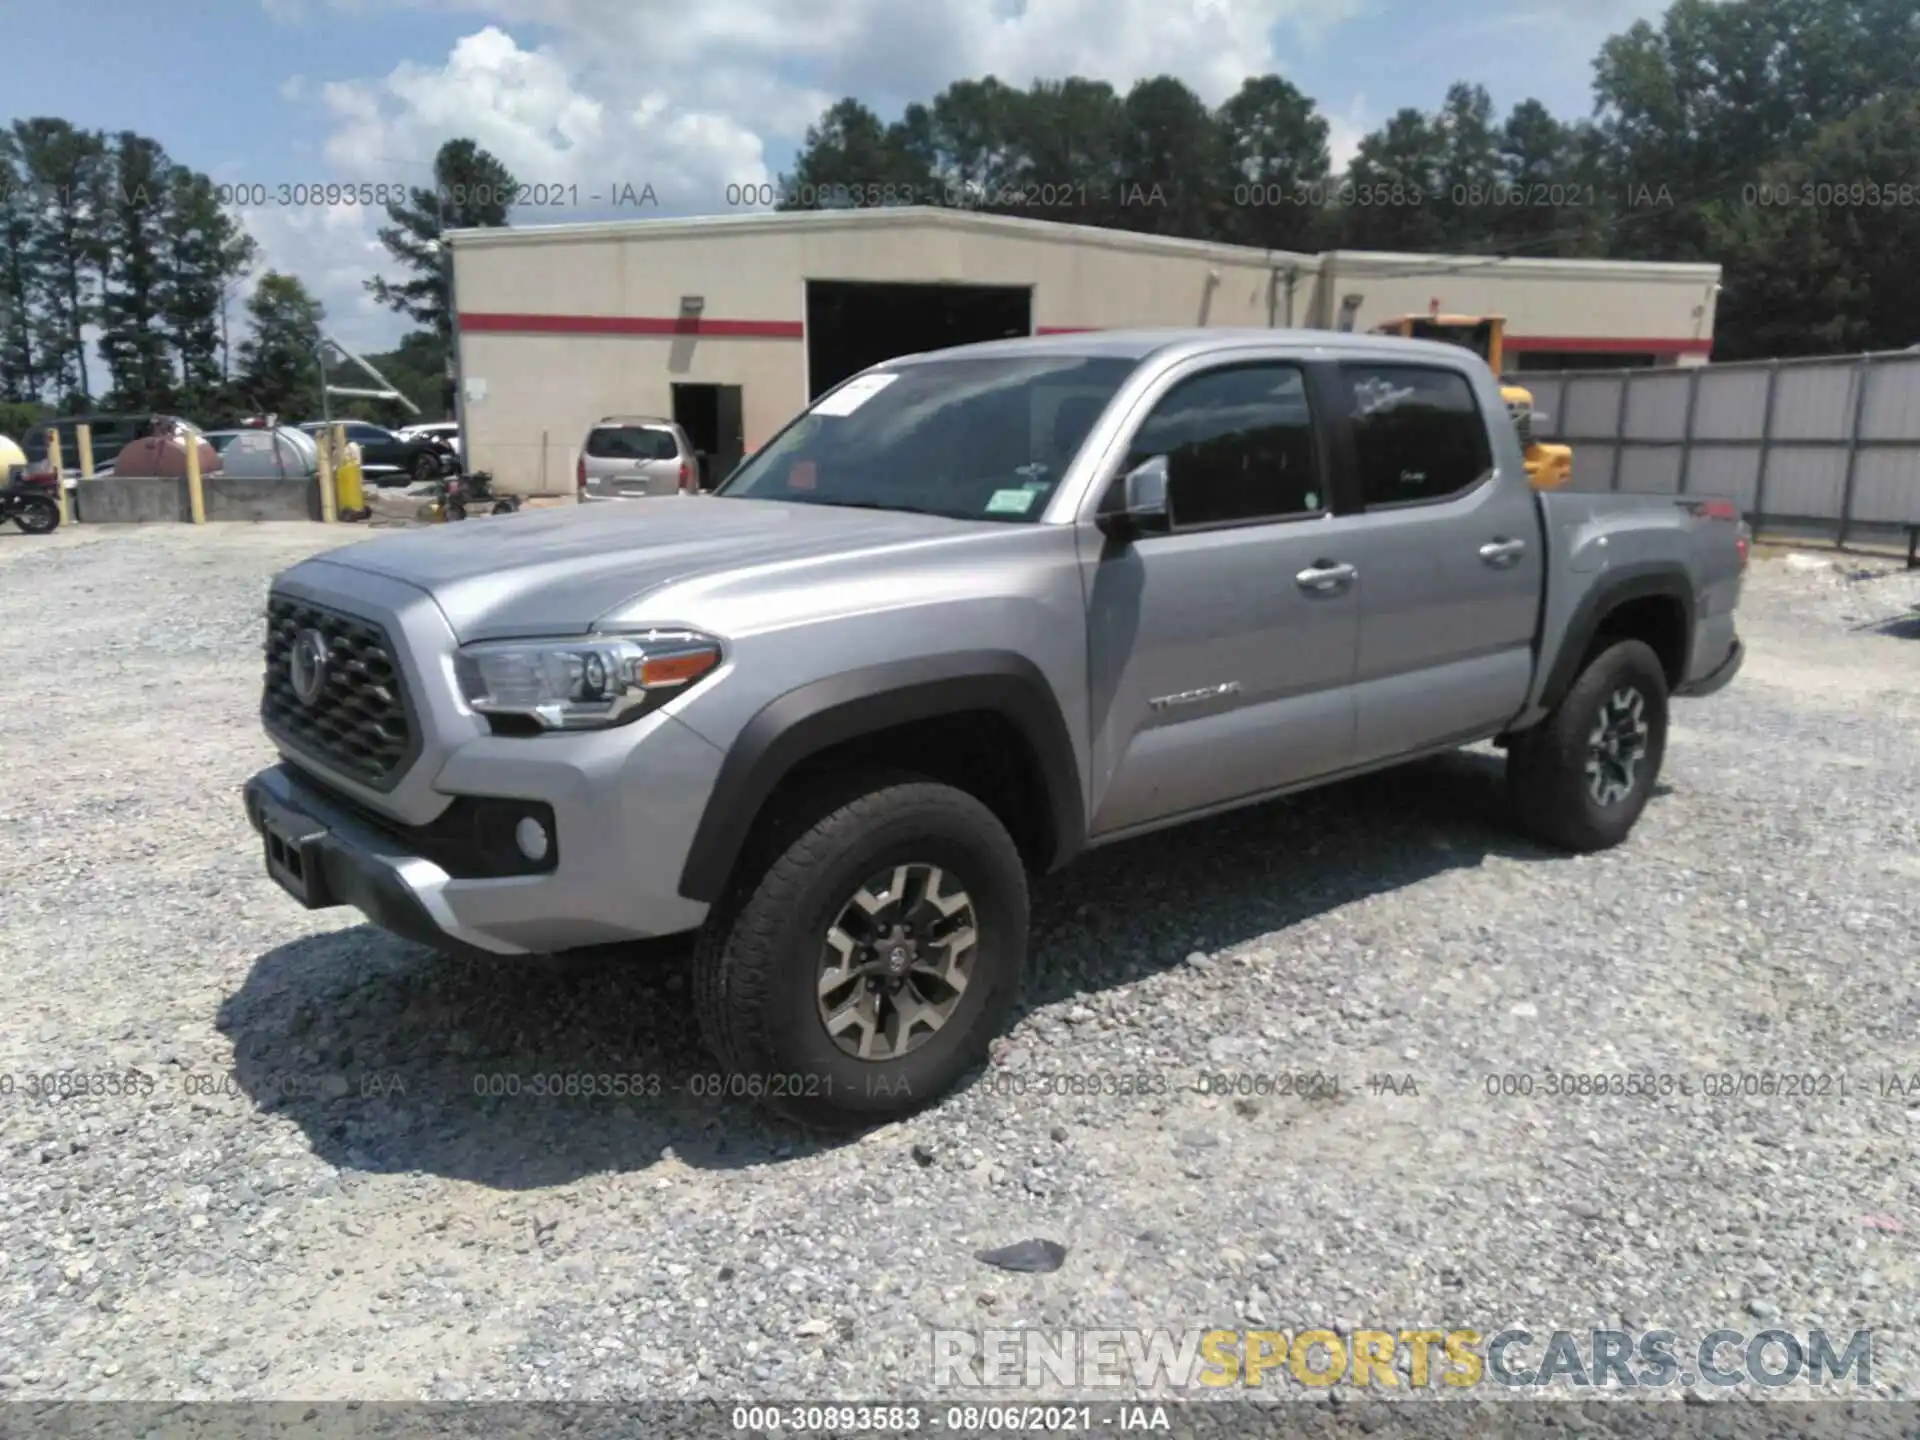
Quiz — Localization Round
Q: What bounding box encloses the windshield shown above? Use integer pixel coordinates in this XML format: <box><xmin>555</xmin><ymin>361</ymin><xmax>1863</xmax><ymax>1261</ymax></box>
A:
<box><xmin>717</xmin><ymin>355</ymin><xmax>1140</xmax><ymax>521</ymax></box>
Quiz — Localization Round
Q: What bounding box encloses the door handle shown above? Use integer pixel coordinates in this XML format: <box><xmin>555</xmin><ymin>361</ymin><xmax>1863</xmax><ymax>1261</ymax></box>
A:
<box><xmin>1295</xmin><ymin>561</ymin><xmax>1356</xmax><ymax>593</ymax></box>
<box><xmin>1479</xmin><ymin>537</ymin><xmax>1527</xmax><ymax>567</ymax></box>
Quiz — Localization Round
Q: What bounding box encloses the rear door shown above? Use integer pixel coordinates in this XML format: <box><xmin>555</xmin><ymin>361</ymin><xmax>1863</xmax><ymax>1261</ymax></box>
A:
<box><xmin>1331</xmin><ymin>361</ymin><xmax>1545</xmax><ymax>766</ymax></box>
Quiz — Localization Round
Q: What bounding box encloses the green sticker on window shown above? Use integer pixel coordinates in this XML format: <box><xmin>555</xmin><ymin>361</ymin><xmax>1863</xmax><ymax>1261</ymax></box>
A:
<box><xmin>985</xmin><ymin>488</ymin><xmax>1038</xmax><ymax>514</ymax></box>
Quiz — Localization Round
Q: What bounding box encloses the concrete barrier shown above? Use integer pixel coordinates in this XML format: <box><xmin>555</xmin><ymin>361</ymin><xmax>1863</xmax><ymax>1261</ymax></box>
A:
<box><xmin>202</xmin><ymin>474</ymin><xmax>321</xmax><ymax>522</ymax></box>
<box><xmin>74</xmin><ymin>476</ymin><xmax>186</xmax><ymax>524</ymax></box>
<box><xmin>74</xmin><ymin>474</ymin><xmax>320</xmax><ymax>523</ymax></box>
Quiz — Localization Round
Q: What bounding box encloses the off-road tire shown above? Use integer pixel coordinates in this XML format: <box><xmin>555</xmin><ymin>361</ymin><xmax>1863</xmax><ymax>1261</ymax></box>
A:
<box><xmin>1508</xmin><ymin>638</ymin><xmax>1669</xmax><ymax>853</ymax></box>
<box><xmin>692</xmin><ymin>773</ymin><xmax>1028</xmax><ymax>1128</ymax></box>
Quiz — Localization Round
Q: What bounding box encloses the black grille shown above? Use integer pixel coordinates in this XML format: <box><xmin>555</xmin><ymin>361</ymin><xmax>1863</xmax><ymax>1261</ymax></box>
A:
<box><xmin>262</xmin><ymin>596</ymin><xmax>417</xmax><ymax>789</ymax></box>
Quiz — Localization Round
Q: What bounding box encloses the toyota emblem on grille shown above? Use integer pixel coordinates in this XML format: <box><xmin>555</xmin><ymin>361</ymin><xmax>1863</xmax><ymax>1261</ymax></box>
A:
<box><xmin>289</xmin><ymin>628</ymin><xmax>330</xmax><ymax>705</ymax></box>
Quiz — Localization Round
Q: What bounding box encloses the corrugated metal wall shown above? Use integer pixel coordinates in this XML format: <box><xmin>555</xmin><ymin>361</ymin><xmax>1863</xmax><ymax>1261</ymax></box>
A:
<box><xmin>1514</xmin><ymin>350</ymin><xmax>1920</xmax><ymax>546</ymax></box>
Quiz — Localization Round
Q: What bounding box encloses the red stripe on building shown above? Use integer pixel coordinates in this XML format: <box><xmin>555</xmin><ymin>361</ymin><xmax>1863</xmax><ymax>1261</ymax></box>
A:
<box><xmin>1496</xmin><ymin>335</ymin><xmax>1711</xmax><ymax>356</ymax></box>
<box><xmin>460</xmin><ymin>313</ymin><xmax>1712</xmax><ymax>357</ymax></box>
<box><xmin>460</xmin><ymin>313</ymin><xmax>804</xmax><ymax>338</ymax></box>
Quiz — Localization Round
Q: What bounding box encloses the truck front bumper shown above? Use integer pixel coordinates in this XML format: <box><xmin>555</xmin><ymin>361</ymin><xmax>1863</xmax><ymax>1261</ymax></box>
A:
<box><xmin>244</xmin><ymin>764</ymin><xmax>525</xmax><ymax>956</ymax></box>
<box><xmin>244</xmin><ymin>712</ymin><xmax>722</xmax><ymax>955</ymax></box>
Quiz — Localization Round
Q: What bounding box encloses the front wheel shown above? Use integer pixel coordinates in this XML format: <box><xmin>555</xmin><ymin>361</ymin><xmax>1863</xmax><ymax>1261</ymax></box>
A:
<box><xmin>411</xmin><ymin>453</ymin><xmax>440</xmax><ymax>483</ymax></box>
<box><xmin>491</xmin><ymin>496</ymin><xmax>521</xmax><ymax>515</ymax></box>
<box><xmin>1508</xmin><ymin>638</ymin><xmax>1669</xmax><ymax>852</ymax></box>
<box><xmin>12</xmin><ymin>495</ymin><xmax>60</xmax><ymax>534</ymax></box>
<box><xmin>692</xmin><ymin>776</ymin><xmax>1029</xmax><ymax>1127</ymax></box>
<box><xmin>444</xmin><ymin>497</ymin><xmax>467</xmax><ymax>521</ymax></box>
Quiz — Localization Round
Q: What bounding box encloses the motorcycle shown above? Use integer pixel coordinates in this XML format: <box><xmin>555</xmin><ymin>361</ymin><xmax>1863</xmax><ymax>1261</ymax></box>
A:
<box><xmin>2</xmin><ymin>473</ymin><xmax>61</xmax><ymax>534</ymax></box>
<box><xmin>435</xmin><ymin>470</ymin><xmax>521</xmax><ymax>521</ymax></box>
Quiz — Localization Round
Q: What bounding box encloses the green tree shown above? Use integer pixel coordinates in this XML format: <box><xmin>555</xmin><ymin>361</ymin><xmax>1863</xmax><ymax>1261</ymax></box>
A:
<box><xmin>12</xmin><ymin>119</ymin><xmax>109</xmax><ymax>403</ymax></box>
<box><xmin>1113</xmin><ymin>76</ymin><xmax>1224</xmax><ymax>238</ymax></box>
<box><xmin>1707</xmin><ymin>93</ymin><xmax>1920</xmax><ymax>357</ymax></box>
<box><xmin>777</xmin><ymin>99</ymin><xmax>937</xmax><ymax>207</ymax></box>
<box><xmin>1340</xmin><ymin>108</ymin><xmax>1447</xmax><ymax>250</ymax></box>
<box><xmin>367</xmin><ymin>137</ymin><xmax>517</xmax><ymax>412</ymax></box>
<box><xmin>928</xmin><ymin>78</ymin><xmax>1027</xmax><ymax>201</ymax></box>
<box><xmin>0</xmin><ymin>129</ymin><xmax>40</xmax><ymax>403</ymax></box>
<box><xmin>1594</xmin><ymin>0</ymin><xmax>1920</xmax><ymax>264</ymax></box>
<box><xmin>97</xmin><ymin>131</ymin><xmax>174</xmax><ymax>409</ymax></box>
<box><xmin>1429</xmin><ymin>83</ymin><xmax>1504</xmax><ymax>250</ymax></box>
<box><xmin>161</xmin><ymin>166</ymin><xmax>256</xmax><ymax>407</ymax></box>
<box><xmin>1008</xmin><ymin>78</ymin><xmax>1125</xmax><ymax>228</ymax></box>
<box><xmin>1215</xmin><ymin>75</ymin><xmax>1333</xmax><ymax>252</ymax></box>
<box><xmin>236</xmin><ymin>271</ymin><xmax>322</xmax><ymax>417</ymax></box>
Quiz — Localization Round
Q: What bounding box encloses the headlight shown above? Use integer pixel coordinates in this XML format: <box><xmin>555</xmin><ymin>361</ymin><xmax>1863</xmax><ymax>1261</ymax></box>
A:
<box><xmin>454</xmin><ymin>629</ymin><xmax>722</xmax><ymax>731</ymax></box>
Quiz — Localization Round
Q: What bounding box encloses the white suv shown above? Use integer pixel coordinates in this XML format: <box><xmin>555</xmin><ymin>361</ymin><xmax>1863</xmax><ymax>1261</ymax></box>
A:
<box><xmin>577</xmin><ymin>416</ymin><xmax>699</xmax><ymax>500</ymax></box>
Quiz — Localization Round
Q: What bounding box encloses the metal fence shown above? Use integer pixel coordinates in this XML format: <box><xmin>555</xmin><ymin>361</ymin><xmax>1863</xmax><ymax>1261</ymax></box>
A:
<box><xmin>1512</xmin><ymin>348</ymin><xmax>1920</xmax><ymax>553</ymax></box>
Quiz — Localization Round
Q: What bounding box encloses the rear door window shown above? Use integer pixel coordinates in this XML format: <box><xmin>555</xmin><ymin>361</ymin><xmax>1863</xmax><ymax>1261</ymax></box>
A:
<box><xmin>1340</xmin><ymin>364</ymin><xmax>1493</xmax><ymax>507</ymax></box>
<box><xmin>587</xmin><ymin>426</ymin><xmax>678</xmax><ymax>461</ymax></box>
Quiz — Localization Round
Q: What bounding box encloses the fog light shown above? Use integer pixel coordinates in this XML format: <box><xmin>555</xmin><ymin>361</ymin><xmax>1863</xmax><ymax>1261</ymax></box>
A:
<box><xmin>514</xmin><ymin>815</ymin><xmax>550</xmax><ymax>863</ymax></box>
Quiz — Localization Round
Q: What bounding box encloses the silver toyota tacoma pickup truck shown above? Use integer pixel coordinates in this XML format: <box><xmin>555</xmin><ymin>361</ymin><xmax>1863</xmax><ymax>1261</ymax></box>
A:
<box><xmin>245</xmin><ymin>329</ymin><xmax>1747</xmax><ymax>1124</ymax></box>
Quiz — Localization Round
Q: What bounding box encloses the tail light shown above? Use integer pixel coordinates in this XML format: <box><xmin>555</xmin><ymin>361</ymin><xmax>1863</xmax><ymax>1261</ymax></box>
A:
<box><xmin>1736</xmin><ymin>532</ymin><xmax>1751</xmax><ymax>569</ymax></box>
<box><xmin>576</xmin><ymin>454</ymin><xmax>586</xmax><ymax>494</ymax></box>
<box><xmin>678</xmin><ymin>460</ymin><xmax>693</xmax><ymax>493</ymax></box>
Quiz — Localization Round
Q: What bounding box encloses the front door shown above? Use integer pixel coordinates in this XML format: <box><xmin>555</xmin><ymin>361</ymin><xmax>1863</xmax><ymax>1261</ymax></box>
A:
<box><xmin>1083</xmin><ymin>358</ymin><xmax>1362</xmax><ymax>837</ymax></box>
<box><xmin>1330</xmin><ymin>361</ymin><xmax>1545</xmax><ymax>765</ymax></box>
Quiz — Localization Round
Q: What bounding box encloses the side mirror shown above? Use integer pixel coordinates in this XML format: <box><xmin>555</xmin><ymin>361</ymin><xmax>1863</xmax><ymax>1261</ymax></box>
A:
<box><xmin>1097</xmin><ymin>455</ymin><xmax>1171</xmax><ymax>538</ymax></box>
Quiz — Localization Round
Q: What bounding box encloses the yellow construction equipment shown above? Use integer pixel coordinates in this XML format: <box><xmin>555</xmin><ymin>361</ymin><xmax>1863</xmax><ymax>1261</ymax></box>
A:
<box><xmin>1370</xmin><ymin>314</ymin><xmax>1572</xmax><ymax>490</ymax></box>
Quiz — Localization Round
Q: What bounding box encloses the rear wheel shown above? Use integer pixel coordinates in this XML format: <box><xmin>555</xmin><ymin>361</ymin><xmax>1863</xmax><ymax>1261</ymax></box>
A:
<box><xmin>12</xmin><ymin>494</ymin><xmax>59</xmax><ymax>534</ymax></box>
<box><xmin>1508</xmin><ymin>638</ymin><xmax>1669</xmax><ymax>852</ymax></box>
<box><xmin>444</xmin><ymin>497</ymin><xmax>467</xmax><ymax>521</ymax></box>
<box><xmin>692</xmin><ymin>775</ymin><xmax>1028</xmax><ymax>1127</ymax></box>
<box><xmin>491</xmin><ymin>496</ymin><xmax>521</xmax><ymax>515</ymax></box>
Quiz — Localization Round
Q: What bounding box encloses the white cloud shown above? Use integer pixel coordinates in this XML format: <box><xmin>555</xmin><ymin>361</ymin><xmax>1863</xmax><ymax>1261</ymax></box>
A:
<box><xmin>250</xmin><ymin>0</ymin><xmax>1367</xmax><ymax>348</ymax></box>
<box><xmin>235</xmin><ymin>201</ymin><xmax>394</xmax><ymax>353</ymax></box>
<box><xmin>1326</xmin><ymin>93</ymin><xmax>1370</xmax><ymax>172</ymax></box>
<box><xmin>279</xmin><ymin>74</ymin><xmax>308</xmax><ymax>102</ymax></box>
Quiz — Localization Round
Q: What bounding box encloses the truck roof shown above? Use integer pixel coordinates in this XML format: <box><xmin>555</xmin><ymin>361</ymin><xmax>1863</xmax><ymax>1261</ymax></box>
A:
<box><xmin>880</xmin><ymin>327</ymin><xmax>1488</xmax><ymax>369</ymax></box>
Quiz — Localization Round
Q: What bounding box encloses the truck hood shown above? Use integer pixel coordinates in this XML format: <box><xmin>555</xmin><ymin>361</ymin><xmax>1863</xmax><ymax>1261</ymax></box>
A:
<box><xmin>312</xmin><ymin>495</ymin><xmax>1003</xmax><ymax>640</ymax></box>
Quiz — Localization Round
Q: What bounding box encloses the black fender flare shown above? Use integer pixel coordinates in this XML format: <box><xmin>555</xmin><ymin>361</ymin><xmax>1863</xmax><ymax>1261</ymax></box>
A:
<box><xmin>677</xmin><ymin>651</ymin><xmax>1085</xmax><ymax>904</ymax></box>
<box><xmin>1538</xmin><ymin>562</ymin><xmax>1694</xmax><ymax>713</ymax></box>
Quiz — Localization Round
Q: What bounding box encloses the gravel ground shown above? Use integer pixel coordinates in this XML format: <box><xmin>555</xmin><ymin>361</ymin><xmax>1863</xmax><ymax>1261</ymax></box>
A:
<box><xmin>1</xmin><ymin>522</ymin><xmax>1918</xmax><ymax>1415</ymax></box>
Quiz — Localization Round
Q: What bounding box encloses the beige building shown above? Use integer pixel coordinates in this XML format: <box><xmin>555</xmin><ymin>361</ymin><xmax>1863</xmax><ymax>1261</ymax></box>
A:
<box><xmin>446</xmin><ymin>207</ymin><xmax>1721</xmax><ymax>493</ymax></box>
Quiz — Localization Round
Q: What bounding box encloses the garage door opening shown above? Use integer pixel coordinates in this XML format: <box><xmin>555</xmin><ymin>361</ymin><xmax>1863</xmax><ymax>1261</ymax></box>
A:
<box><xmin>805</xmin><ymin>281</ymin><xmax>1033</xmax><ymax>400</ymax></box>
<box><xmin>671</xmin><ymin>382</ymin><xmax>744</xmax><ymax>488</ymax></box>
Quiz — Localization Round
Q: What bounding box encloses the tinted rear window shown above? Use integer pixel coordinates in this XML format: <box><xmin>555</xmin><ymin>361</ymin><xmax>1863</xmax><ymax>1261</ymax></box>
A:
<box><xmin>587</xmin><ymin>426</ymin><xmax>678</xmax><ymax>460</ymax></box>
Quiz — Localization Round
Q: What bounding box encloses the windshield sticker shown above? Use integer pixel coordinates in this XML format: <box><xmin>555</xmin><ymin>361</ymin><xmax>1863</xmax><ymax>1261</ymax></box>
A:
<box><xmin>787</xmin><ymin>461</ymin><xmax>817</xmax><ymax>490</ymax></box>
<box><xmin>1353</xmin><ymin>376</ymin><xmax>1418</xmax><ymax>417</ymax></box>
<box><xmin>985</xmin><ymin>488</ymin><xmax>1039</xmax><ymax>515</ymax></box>
<box><xmin>812</xmin><ymin>373</ymin><xmax>900</xmax><ymax>416</ymax></box>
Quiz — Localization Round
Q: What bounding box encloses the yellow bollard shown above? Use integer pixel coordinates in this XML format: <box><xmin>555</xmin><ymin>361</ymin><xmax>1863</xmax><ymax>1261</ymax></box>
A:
<box><xmin>184</xmin><ymin>428</ymin><xmax>206</xmax><ymax>524</ymax></box>
<box><xmin>76</xmin><ymin>423</ymin><xmax>94</xmax><ymax>480</ymax></box>
<box><xmin>315</xmin><ymin>427</ymin><xmax>337</xmax><ymax>523</ymax></box>
<box><xmin>48</xmin><ymin>430</ymin><xmax>69</xmax><ymax>525</ymax></box>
